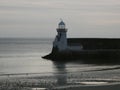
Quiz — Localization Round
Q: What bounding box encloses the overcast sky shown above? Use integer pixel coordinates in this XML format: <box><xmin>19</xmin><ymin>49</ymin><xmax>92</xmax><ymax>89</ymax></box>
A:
<box><xmin>0</xmin><ymin>0</ymin><xmax>120</xmax><ymax>38</ymax></box>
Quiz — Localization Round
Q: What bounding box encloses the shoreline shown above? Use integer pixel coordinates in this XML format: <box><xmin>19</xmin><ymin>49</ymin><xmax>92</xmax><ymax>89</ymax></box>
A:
<box><xmin>53</xmin><ymin>83</ymin><xmax>120</xmax><ymax>90</ymax></box>
<box><xmin>0</xmin><ymin>71</ymin><xmax>120</xmax><ymax>90</ymax></box>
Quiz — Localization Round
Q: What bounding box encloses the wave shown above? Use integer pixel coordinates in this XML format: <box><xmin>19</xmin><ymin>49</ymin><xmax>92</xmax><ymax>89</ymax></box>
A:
<box><xmin>84</xmin><ymin>66</ymin><xmax>120</xmax><ymax>72</ymax></box>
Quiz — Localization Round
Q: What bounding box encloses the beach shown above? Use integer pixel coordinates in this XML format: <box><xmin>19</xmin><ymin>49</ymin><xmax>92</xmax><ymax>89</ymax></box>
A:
<box><xmin>0</xmin><ymin>74</ymin><xmax>120</xmax><ymax>90</ymax></box>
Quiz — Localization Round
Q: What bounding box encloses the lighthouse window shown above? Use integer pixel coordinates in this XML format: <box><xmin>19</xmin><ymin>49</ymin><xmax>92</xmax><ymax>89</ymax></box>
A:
<box><xmin>57</xmin><ymin>36</ymin><xmax>60</xmax><ymax>41</ymax></box>
<box><xmin>59</xmin><ymin>33</ymin><xmax>61</xmax><ymax>37</ymax></box>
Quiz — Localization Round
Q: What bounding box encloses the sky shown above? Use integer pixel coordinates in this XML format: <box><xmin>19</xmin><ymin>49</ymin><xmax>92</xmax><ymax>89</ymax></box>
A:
<box><xmin>0</xmin><ymin>0</ymin><xmax>120</xmax><ymax>38</ymax></box>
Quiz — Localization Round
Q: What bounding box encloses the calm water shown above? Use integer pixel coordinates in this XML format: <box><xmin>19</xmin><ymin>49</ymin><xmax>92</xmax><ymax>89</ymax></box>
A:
<box><xmin>0</xmin><ymin>38</ymin><xmax>120</xmax><ymax>84</ymax></box>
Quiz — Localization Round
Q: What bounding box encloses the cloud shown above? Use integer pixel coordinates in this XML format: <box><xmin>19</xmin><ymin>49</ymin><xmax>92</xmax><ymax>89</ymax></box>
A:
<box><xmin>0</xmin><ymin>0</ymin><xmax>120</xmax><ymax>38</ymax></box>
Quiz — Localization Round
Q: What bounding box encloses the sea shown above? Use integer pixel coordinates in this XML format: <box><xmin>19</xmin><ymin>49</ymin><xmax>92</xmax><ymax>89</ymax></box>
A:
<box><xmin>0</xmin><ymin>38</ymin><xmax>120</xmax><ymax>86</ymax></box>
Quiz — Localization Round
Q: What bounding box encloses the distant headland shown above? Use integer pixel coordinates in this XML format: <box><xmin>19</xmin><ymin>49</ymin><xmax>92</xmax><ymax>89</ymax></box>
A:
<box><xmin>42</xmin><ymin>20</ymin><xmax>120</xmax><ymax>63</ymax></box>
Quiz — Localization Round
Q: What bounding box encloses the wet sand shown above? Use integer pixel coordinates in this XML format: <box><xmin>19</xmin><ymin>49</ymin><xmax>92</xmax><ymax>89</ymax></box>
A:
<box><xmin>53</xmin><ymin>84</ymin><xmax>120</xmax><ymax>90</ymax></box>
<box><xmin>0</xmin><ymin>75</ymin><xmax>120</xmax><ymax>90</ymax></box>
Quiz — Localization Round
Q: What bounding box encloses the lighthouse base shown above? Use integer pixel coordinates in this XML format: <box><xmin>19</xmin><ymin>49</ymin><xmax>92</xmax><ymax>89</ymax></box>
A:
<box><xmin>42</xmin><ymin>47</ymin><xmax>120</xmax><ymax>64</ymax></box>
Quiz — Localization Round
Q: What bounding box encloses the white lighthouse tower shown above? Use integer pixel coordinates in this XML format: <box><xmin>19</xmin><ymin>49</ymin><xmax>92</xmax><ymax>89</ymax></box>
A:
<box><xmin>53</xmin><ymin>20</ymin><xmax>68</xmax><ymax>52</ymax></box>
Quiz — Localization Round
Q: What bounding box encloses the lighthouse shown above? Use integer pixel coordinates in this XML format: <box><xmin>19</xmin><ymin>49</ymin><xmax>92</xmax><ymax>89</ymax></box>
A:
<box><xmin>53</xmin><ymin>20</ymin><xmax>68</xmax><ymax>52</ymax></box>
<box><xmin>43</xmin><ymin>21</ymin><xmax>120</xmax><ymax>61</ymax></box>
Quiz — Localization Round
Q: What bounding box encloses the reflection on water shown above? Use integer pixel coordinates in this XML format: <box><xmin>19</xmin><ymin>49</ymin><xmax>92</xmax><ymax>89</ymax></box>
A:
<box><xmin>52</xmin><ymin>60</ymin><xmax>120</xmax><ymax>87</ymax></box>
<box><xmin>53</xmin><ymin>61</ymin><xmax>67</xmax><ymax>85</ymax></box>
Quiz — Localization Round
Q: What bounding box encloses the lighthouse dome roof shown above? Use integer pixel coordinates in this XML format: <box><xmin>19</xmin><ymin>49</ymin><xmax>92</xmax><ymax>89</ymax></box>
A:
<box><xmin>59</xmin><ymin>20</ymin><xmax>65</xmax><ymax>25</ymax></box>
